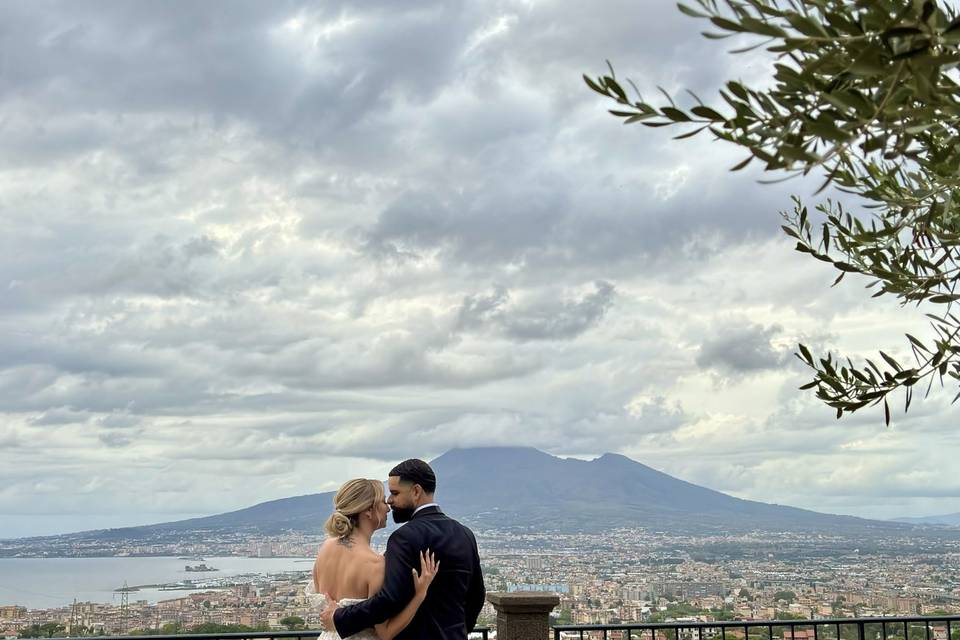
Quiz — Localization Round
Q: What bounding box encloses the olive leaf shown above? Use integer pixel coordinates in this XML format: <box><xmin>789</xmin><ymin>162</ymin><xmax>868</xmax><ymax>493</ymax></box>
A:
<box><xmin>587</xmin><ymin>0</ymin><xmax>960</xmax><ymax>425</ymax></box>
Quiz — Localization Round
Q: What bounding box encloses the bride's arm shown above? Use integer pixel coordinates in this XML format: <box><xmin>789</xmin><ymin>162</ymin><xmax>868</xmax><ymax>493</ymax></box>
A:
<box><xmin>371</xmin><ymin>550</ymin><xmax>438</xmax><ymax>640</ymax></box>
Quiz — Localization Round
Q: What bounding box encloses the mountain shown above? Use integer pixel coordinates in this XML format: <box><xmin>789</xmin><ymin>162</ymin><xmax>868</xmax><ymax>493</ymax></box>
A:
<box><xmin>75</xmin><ymin>492</ymin><xmax>339</xmax><ymax>538</ymax></box>
<box><xmin>5</xmin><ymin>447</ymin><xmax>914</xmax><ymax>547</ymax></box>
<box><xmin>429</xmin><ymin>447</ymin><xmax>890</xmax><ymax>533</ymax></box>
<box><xmin>893</xmin><ymin>512</ymin><xmax>960</xmax><ymax>526</ymax></box>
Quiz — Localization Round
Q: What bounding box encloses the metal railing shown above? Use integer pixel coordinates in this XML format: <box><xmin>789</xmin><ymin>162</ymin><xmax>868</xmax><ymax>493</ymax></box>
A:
<box><xmin>554</xmin><ymin>615</ymin><xmax>960</xmax><ymax>640</ymax></box>
<box><xmin>57</xmin><ymin>628</ymin><xmax>490</xmax><ymax>640</ymax></box>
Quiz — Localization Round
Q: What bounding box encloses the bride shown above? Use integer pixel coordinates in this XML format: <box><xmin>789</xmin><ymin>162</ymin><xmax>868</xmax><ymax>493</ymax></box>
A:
<box><xmin>308</xmin><ymin>478</ymin><xmax>438</xmax><ymax>640</ymax></box>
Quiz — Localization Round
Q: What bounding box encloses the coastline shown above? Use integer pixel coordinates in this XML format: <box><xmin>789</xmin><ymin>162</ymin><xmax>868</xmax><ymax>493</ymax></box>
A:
<box><xmin>0</xmin><ymin>556</ymin><xmax>315</xmax><ymax>610</ymax></box>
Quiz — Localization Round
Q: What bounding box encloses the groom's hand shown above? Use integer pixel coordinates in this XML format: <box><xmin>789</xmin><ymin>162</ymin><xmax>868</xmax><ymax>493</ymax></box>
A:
<box><xmin>319</xmin><ymin>593</ymin><xmax>339</xmax><ymax>632</ymax></box>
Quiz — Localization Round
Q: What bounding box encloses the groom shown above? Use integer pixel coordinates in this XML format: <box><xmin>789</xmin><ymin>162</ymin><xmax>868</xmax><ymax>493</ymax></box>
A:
<box><xmin>321</xmin><ymin>458</ymin><xmax>486</xmax><ymax>639</ymax></box>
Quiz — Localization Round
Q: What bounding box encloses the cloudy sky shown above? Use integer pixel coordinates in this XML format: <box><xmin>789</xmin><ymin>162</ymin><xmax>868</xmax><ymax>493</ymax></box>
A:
<box><xmin>3</xmin><ymin>0</ymin><xmax>960</xmax><ymax>539</ymax></box>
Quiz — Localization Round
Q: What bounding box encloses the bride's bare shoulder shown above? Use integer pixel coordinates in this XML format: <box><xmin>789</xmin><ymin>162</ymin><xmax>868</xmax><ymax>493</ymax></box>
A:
<box><xmin>321</xmin><ymin>537</ymin><xmax>340</xmax><ymax>549</ymax></box>
<box><xmin>315</xmin><ymin>537</ymin><xmax>342</xmax><ymax>559</ymax></box>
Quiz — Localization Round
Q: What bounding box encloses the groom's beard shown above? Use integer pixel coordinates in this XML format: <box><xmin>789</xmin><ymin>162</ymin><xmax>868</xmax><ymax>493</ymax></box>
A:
<box><xmin>391</xmin><ymin>506</ymin><xmax>415</xmax><ymax>523</ymax></box>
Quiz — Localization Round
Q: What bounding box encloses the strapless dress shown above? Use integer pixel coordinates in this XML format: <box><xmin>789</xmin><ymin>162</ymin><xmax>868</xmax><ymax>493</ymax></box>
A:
<box><xmin>304</xmin><ymin>581</ymin><xmax>376</xmax><ymax>640</ymax></box>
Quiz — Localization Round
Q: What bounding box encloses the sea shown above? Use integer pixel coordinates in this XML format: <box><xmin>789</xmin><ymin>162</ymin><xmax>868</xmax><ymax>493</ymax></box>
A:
<box><xmin>0</xmin><ymin>556</ymin><xmax>314</xmax><ymax>610</ymax></box>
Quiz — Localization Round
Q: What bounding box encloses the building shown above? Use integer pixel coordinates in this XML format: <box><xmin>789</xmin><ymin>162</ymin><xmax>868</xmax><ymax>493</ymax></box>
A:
<box><xmin>0</xmin><ymin>608</ymin><xmax>25</xmax><ymax>621</ymax></box>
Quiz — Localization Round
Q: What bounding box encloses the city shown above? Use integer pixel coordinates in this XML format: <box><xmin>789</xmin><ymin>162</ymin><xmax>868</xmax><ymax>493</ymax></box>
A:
<box><xmin>4</xmin><ymin>527</ymin><xmax>960</xmax><ymax>637</ymax></box>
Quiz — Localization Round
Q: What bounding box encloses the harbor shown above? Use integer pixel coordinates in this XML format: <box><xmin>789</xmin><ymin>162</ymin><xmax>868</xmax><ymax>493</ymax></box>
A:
<box><xmin>115</xmin><ymin>570</ymin><xmax>309</xmax><ymax>595</ymax></box>
<box><xmin>0</xmin><ymin>556</ymin><xmax>315</xmax><ymax>609</ymax></box>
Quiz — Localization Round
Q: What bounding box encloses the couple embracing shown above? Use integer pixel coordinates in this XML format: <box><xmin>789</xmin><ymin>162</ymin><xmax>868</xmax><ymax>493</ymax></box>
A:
<box><xmin>311</xmin><ymin>458</ymin><xmax>485</xmax><ymax>640</ymax></box>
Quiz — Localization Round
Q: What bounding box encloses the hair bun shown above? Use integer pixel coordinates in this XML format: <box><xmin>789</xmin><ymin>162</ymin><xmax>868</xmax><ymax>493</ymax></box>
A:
<box><xmin>323</xmin><ymin>478</ymin><xmax>383</xmax><ymax>540</ymax></box>
<box><xmin>325</xmin><ymin>510</ymin><xmax>355</xmax><ymax>538</ymax></box>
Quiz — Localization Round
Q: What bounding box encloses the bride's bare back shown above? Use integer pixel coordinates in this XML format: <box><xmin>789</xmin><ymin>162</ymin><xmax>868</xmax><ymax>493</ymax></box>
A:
<box><xmin>313</xmin><ymin>537</ymin><xmax>385</xmax><ymax>601</ymax></box>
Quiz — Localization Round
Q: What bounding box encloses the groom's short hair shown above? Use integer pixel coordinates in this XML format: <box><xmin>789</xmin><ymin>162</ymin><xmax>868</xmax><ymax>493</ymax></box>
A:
<box><xmin>389</xmin><ymin>458</ymin><xmax>436</xmax><ymax>494</ymax></box>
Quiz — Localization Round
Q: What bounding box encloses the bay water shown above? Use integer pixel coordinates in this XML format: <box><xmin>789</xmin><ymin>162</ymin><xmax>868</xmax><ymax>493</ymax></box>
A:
<box><xmin>0</xmin><ymin>556</ymin><xmax>314</xmax><ymax>610</ymax></box>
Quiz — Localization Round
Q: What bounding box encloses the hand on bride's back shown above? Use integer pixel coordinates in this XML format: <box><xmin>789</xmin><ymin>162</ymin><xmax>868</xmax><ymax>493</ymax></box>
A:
<box><xmin>412</xmin><ymin>549</ymin><xmax>439</xmax><ymax>597</ymax></box>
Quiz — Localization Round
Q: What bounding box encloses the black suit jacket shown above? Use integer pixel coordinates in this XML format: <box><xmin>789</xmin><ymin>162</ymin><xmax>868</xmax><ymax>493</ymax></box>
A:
<box><xmin>333</xmin><ymin>506</ymin><xmax>485</xmax><ymax>640</ymax></box>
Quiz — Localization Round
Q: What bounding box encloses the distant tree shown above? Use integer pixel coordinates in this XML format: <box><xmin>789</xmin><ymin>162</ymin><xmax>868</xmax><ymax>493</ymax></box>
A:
<box><xmin>279</xmin><ymin>616</ymin><xmax>305</xmax><ymax>631</ymax></box>
<box><xmin>908</xmin><ymin>624</ymin><xmax>932</xmax><ymax>640</ymax></box>
<box><xmin>189</xmin><ymin>623</ymin><xmax>257</xmax><ymax>634</ymax></box>
<box><xmin>774</xmin><ymin>590</ymin><xmax>797</xmax><ymax>603</ymax></box>
<box><xmin>587</xmin><ymin>0</ymin><xmax>960</xmax><ymax>423</ymax></box>
<box><xmin>665</xmin><ymin>602</ymin><xmax>703</xmax><ymax>617</ymax></box>
<box><xmin>831</xmin><ymin>597</ymin><xmax>846</xmax><ymax>615</ymax></box>
<box><xmin>841</xmin><ymin>622</ymin><xmax>867</xmax><ymax>640</ymax></box>
<box><xmin>19</xmin><ymin>623</ymin><xmax>66</xmax><ymax>638</ymax></box>
<box><xmin>738</xmin><ymin>588</ymin><xmax>752</xmax><ymax>601</ymax></box>
<box><xmin>711</xmin><ymin>606</ymin><xmax>737</xmax><ymax>621</ymax></box>
<box><xmin>774</xmin><ymin>610</ymin><xmax>806</xmax><ymax>620</ymax></box>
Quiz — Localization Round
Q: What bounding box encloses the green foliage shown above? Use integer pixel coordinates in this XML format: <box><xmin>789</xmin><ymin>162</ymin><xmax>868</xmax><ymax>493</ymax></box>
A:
<box><xmin>279</xmin><ymin>616</ymin><xmax>305</xmax><ymax>631</ymax></box>
<box><xmin>188</xmin><ymin>623</ymin><xmax>260</xmax><ymax>634</ymax></box>
<box><xmin>710</xmin><ymin>605</ymin><xmax>737</xmax><ymax>620</ymax></box>
<box><xmin>774</xmin><ymin>589</ymin><xmax>797</xmax><ymax>603</ymax></box>
<box><xmin>130</xmin><ymin>623</ymin><xmax>184</xmax><ymax>635</ymax></box>
<box><xmin>774</xmin><ymin>610</ymin><xmax>806</xmax><ymax>620</ymax></box>
<box><xmin>18</xmin><ymin>623</ymin><xmax>66</xmax><ymax>638</ymax></box>
<box><xmin>587</xmin><ymin>0</ymin><xmax>960</xmax><ymax>422</ymax></box>
<box><xmin>663</xmin><ymin>601</ymin><xmax>703</xmax><ymax>617</ymax></box>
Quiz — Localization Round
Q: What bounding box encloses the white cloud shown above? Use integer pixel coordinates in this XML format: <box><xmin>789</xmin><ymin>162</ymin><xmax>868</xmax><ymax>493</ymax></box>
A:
<box><xmin>1</xmin><ymin>0</ymin><xmax>956</xmax><ymax>537</ymax></box>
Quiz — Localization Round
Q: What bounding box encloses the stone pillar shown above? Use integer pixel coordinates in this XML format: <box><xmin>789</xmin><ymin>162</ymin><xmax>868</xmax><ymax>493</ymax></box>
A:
<box><xmin>487</xmin><ymin>591</ymin><xmax>560</xmax><ymax>640</ymax></box>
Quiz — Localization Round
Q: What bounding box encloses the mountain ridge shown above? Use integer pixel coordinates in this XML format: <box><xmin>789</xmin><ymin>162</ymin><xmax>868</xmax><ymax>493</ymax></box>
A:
<box><xmin>892</xmin><ymin>511</ymin><xmax>960</xmax><ymax>526</ymax></box>
<box><xmin>428</xmin><ymin>447</ymin><xmax>876</xmax><ymax>532</ymax></box>
<box><xmin>5</xmin><ymin>446</ymin><xmax>916</xmax><ymax>543</ymax></box>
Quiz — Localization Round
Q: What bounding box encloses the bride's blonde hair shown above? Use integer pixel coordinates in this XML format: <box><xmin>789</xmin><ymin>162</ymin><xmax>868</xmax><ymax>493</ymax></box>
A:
<box><xmin>324</xmin><ymin>479</ymin><xmax>384</xmax><ymax>539</ymax></box>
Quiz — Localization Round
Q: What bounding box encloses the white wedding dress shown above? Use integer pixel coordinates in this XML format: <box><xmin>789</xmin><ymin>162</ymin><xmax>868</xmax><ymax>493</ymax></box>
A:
<box><xmin>304</xmin><ymin>581</ymin><xmax>379</xmax><ymax>640</ymax></box>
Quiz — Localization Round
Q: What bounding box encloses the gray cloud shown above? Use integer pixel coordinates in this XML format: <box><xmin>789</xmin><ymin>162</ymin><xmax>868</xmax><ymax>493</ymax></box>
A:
<box><xmin>98</xmin><ymin>432</ymin><xmax>134</xmax><ymax>448</ymax></box>
<box><xmin>1</xmin><ymin>0</ymin><xmax>955</xmax><ymax>535</ymax></box>
<box><xmin>457</xmin><ymin>281</ymin><xmax>615</xmax><ymax>341</ymax></box>
<box><xmin>696</xmin><ymin>322</ymin><xmax>791</xmax><ymax>377</ymax></box>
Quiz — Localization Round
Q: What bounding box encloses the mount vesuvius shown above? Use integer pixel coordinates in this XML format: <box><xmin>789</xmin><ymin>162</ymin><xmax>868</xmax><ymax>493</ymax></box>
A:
<box><xmin>7</xmin><ymin>447</ymin><xmax>918</xmax><ymax>546</ymax></box>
